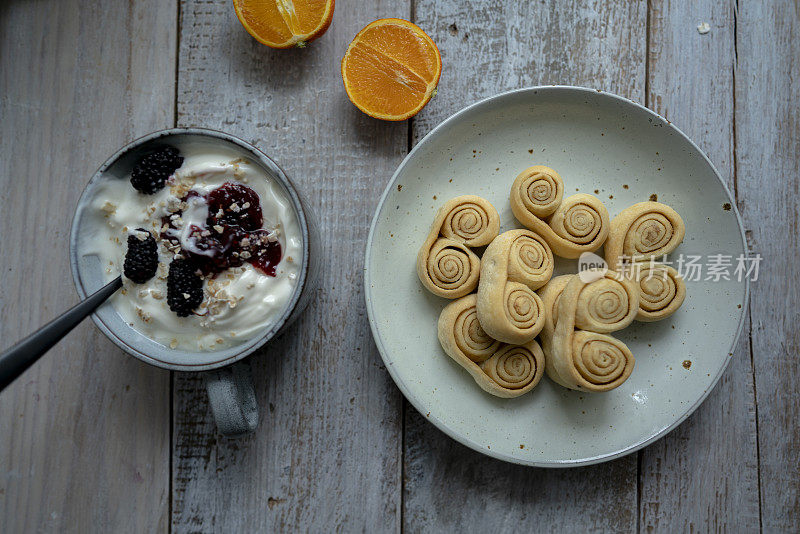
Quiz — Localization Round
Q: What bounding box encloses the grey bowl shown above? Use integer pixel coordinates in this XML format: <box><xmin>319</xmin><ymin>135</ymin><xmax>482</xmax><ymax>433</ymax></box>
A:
<box><xmin>70</xmin><ymin>128</ymin><xmax>320</xmax><ymax>371</ymax></box>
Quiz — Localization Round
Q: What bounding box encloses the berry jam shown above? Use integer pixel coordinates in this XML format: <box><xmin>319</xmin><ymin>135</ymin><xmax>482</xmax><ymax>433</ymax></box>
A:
<box><xmin>161</xmin><ymin>182</ymin><xmax>282</xmax><ymax>277</ymax></box>
<box><xmin>207</xmin><ymin>182</ymin><xmax>262</xmax><ymax>230</ymax></box>
<box><xmin>247</xmin><ymin>229</ymin><xmax>282</xmax><ymax>277</ymax></box>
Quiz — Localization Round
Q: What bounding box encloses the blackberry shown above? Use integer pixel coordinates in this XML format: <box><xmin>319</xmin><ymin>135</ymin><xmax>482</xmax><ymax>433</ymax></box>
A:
<box><xmin>167</xmin><ymin>259</ymin><xmax>204</xmax><ymax>317</ymax></box>
<box><xmin>123</xmin><ymin>229</ymin><xmax>158</xmax><ymax>283</ymax></box>
<box><xmin>130</xmin><ymin>146</ymin><xmax>183</xmax><ymax>194</ymax></box>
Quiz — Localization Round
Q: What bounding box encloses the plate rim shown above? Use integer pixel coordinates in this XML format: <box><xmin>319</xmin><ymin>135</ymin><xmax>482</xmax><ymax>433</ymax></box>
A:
<box><xmin>364</xmin><ymin>85</ymin><xmax>750</xmax><ymax>467</ymax></box>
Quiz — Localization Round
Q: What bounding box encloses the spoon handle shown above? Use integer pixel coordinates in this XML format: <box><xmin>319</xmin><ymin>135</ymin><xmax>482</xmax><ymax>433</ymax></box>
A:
<box><xmin>0</xmin><ymin>276</ymin><xmax>123</xmax><ymax>392</ymax></box>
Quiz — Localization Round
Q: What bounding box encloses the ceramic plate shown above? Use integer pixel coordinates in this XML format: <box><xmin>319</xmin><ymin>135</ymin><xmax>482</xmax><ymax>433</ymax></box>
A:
<box><xmin>364</xmin><ymin>87</ymin><xmax>748</xmax><ymax>466</ymax></box>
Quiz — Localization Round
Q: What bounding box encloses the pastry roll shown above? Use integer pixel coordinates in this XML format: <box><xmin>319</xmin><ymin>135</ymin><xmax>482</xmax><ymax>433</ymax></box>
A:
<box><xmin>438</xmin><ymin>295</ymin><xmax>545</xmax><ymax>398</ymax></box>
<box><xmin>510</xmin><ymin>165</ymin><xmax>610</xmax><ymax>258</ymax></box>
<box><xmin>417</xmin><ymin>195</ymin><xmax>500</xmax><ymax>298</ymax></box>
<box><xmin>476</xmin><ymin>229</ymin><xmax>554</xmax><ymax>344</ymax></box>
<box><xmin>634</xmin><ymin>263</ymin><xmax>686</xmax><ymax>322</ymax></box>
<box><xmin>604</xmin><ymin>201</ymin><xmax>686</xmax><ymax>270</ymax></box>
<box><xmin>538</xmin><ymin>272</ymin><xmax>637</xmax><ymax>392</ymax></box>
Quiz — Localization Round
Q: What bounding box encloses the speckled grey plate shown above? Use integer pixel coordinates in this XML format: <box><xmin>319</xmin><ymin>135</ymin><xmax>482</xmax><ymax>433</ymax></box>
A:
<box><xmin>365</xmin><ymin>87</ymin><xmax>748</xmax><ymax>467</ymax></box>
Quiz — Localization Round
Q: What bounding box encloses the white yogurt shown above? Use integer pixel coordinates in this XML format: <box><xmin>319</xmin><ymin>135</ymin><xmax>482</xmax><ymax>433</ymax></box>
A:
<box><xmin>82</xmin><ymin>146</ymin><xmax>303</xmax><ymax>351</ymax></box>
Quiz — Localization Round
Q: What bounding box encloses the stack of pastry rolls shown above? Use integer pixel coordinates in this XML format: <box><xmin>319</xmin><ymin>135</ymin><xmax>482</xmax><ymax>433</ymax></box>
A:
<box><xmin>417</xmin><ymin>165</ymin><xmax>687</xmax><ymax>398</ymax></box>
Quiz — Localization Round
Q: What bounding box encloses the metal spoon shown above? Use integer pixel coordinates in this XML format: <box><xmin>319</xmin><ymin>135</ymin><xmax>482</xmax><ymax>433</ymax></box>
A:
<box><xmin>0</xmin><ymin>276</ymin><xmax>122</xmax><ymax>391</ymax></box>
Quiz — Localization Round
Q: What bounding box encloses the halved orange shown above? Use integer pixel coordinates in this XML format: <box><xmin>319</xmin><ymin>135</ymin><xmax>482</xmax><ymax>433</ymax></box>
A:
<box><xmin>341</xmin><ymin>18</ymin><xmax>442</xmax><ymax>121</ymax></box>
<box><xmin>233</xmin><ymin>0</ymin><xmax>335</xmax><ymax>49</ymax></box>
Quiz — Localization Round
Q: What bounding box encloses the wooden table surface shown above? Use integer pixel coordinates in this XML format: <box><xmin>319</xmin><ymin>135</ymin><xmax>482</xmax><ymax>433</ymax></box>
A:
<box><xmin>1</xmin><ymin>0</ymin><xmax>797</xmax><ymax>532</ymax></box>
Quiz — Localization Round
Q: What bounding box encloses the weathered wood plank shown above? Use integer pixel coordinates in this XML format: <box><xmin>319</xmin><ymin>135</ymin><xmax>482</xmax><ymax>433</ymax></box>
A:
<box><xmin>638</xmin><ymin>1</ymin><xmax>762</xmax><ymax>531</ymax></box>
<box><xmin>0</xmin><ymin>0</ymin><xmax>176</xmax><ymax>532</ymax></box>
<box><xmin>411</xmin><ymin>0</ymin><xmax>647</xmax><ymax>142</ymax></box>
<box><xmin>172</xmin><ymin>1</ymin><xmax>409</xmax><ymax>531</ymax></box>
<box><xmin>404</xmin><ymin>1</ymin><xmax>646</xmax><ymax>531</ymax></box>
<box><xmin>736</xmin><ymin>1</ymin><xmax>800</xmax><ymax>531</ymax></box>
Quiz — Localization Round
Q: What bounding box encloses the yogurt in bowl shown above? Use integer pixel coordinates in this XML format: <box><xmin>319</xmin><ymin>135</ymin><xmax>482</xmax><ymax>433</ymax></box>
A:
<box><xmin>70</xmin><ymin>129</ymin><xmax>317</xmax><ymax>370</ymax></box>
<box><xmin>84</xmin><ymin>145</ymin><xmax>302</xmax><ymax>351</ymax></box>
